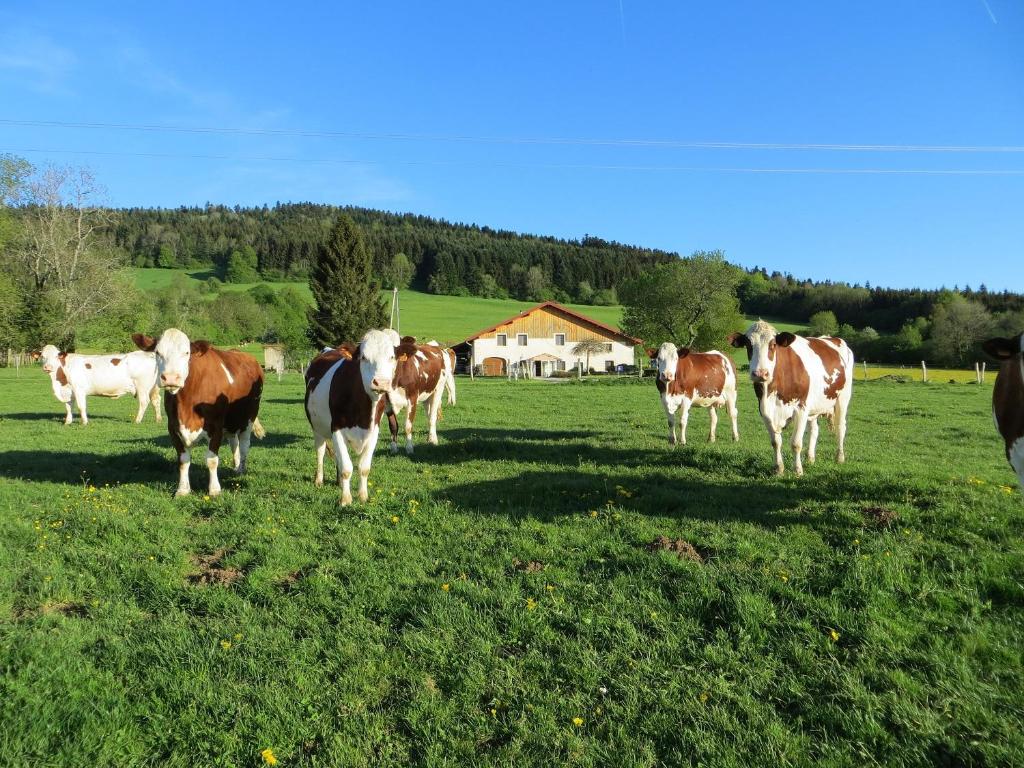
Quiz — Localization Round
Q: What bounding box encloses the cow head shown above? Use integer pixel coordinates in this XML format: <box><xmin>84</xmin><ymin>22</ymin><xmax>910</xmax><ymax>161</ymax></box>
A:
<box><xmin>730</xmin><ymin>320</ymin><xmax>796</xmax><ymax>384</ymax></box>
<box><xmin>38</xmin><ymin>344</ymin><xmax>63</xmax><ymax>374</ymax></box>
<box><xmin>357</xmin><ymin>329</ymin><xmax>400</xmax><ymax>397</ymax></box>
<box><xmin>983</xmin><ymin>333</ymin><xmax>1024</xmax><ymax>362</ymax></box>
<box><xmin>132</xmin><ymin>328</ymin><xmax>211</xmax><ymax>394</ymax></box>
<box><xmin>652</xmin><ymin>342</ymin><xmax>690</xmax><ymax>383</ymax></box>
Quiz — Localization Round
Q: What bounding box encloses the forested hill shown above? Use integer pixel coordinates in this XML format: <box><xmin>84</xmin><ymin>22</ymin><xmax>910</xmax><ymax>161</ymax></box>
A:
<box><xmin>106</xmin><ymin>203</ymin><xmax>676</xmax><ymax>305</ymax></box>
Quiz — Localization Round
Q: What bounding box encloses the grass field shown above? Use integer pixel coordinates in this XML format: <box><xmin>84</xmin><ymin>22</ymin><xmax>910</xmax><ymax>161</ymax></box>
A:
<box><xmin>1</xmin><ymin>366</ymin><xmax>1021</xmax><ymax>767</ymax></box>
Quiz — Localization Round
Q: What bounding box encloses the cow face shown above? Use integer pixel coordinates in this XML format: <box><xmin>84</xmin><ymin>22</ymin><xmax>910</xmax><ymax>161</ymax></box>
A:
<box><xmin>983</xmin><ymin>333</ymin><xmax>1024</xmax><ymax>361</ymax></box>
<box><xmin>731</xmin><ymin>320</ymin><xmax>795</xmax><ymax>384</ymax></box>
<box><xmin>357</xmin><ymin>329</ymin><xmax>399</xmax><ymax>396</ymax></box>
<box><xmin>653</xmin><ymin>342</ymin><xmax>689</xmax><ymax>384</ymax></box>
<box><xmin>38</xmin><ymin>344</ymin><xmax>63</xmax><ymax>374</ymax></box>
<box><xmin>133</xmin><ymin>328</ymin><xmax>209</xmax><ymax>394</ymax></box>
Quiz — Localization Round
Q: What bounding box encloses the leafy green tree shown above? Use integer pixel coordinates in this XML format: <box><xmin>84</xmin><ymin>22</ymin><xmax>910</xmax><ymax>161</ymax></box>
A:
<box><xmin>265</xmin><ymin>286</ymin><xmax>312</xmax><ymax>364</ymax></box>
<box><xmin>808</xmin><ymin>310</ymin><xmax>839</xmax><ymax>337</ymax></box>
<box><xmin>0</xmin><ymin>272</ymin><xmax>24</xmax><ymax>351</ymax></box>
<box><xmin>307</xmin><ymin>214</ymin><xmax>387</xmax><ymax>348</ymax></box>
<box><xmin>621</xmin><ymin>251</ymin><xmax>743</xmax><ymax>348</ymax></box>
<box><xmin>930</xmin><ymin>296</ymin><xmax>992</xmax><ymax>366</ymax></box>
<box><xmin>576</xmin><ymin>280</ymin><xmax>595</xmax><ymax>304</ymax></box>
<box><xmin>225</xmin><ymin>246</ymin><xmax>259</xmax><ymax>283</ymax></box>
<box><xmin>387</xmin><ymin>252</ymin><xmax>413</xmax><ymax>290</ymax></box>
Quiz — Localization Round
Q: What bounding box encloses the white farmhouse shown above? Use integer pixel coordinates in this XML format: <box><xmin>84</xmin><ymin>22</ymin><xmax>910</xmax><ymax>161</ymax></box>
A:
<box><xmin>453</xmin><ymin>301</ymin><xmax>640</xmax><ymax>377</ymax></box>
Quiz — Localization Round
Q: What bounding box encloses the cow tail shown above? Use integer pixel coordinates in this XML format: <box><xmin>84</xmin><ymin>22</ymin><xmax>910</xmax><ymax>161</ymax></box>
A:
<box><xmin>444</xmin><ymin>368</ymin><xmax>457</xmax><ymax>406</ymax></box>
<box><xmin>252</xmin><ymin>418</ymin><xmax>267</xmax><ymax>439</ymax></box>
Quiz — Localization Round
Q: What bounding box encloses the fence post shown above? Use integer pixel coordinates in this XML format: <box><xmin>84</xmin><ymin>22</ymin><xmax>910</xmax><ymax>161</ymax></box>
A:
<box><xmin>862</xmin><ymin>360</ymin><xmax>868</xmax><ymax>382</ymax></box>
<box><xmin>981</xmin><ymin>361</ymin><xmax>986</xmax><ymax>383</ymax></box>
<box><xmin>921</xmin><ymin>361</ymin><xmax>928</xmax><ymax>383</ymax></box>
<box><xmin>974</xmin><ymin>362</ymin><xmax>980</xmax><ymax>384</ymax></box>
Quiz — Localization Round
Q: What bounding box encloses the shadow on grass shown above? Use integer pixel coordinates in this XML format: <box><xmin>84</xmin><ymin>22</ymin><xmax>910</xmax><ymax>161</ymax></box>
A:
<box><xmin>0</xmin><ymin>449</ymin><xmax>169</xmax><ymax>485</ymax></box>
<box><xmin>0</xmin><ymin>412</ymin><xmax>123</xmax><ymax>423</ymax></box>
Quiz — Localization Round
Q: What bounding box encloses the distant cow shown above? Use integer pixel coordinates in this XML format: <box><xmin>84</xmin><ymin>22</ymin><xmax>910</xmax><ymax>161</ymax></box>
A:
<box><xmin>304</xmin><ymin>329</ymin><xmax>399</xmax><ymax>505</ymax></box>
<box><xmin>983</xmin><ymin>332</ymin><xmax>1024</xmax><ymax>490</ymax></box>
<box><xmin>385</xmin><ymin>336</ymin><xmax>456</xmax><ymax>454</ymax></box>
<box><xmin>132</xmin><ymin>329</ymin><xmax>264</xmax><ymax>497</ymax></box>
<box><xmin>730</xmin><ymin>320</ymin><xmax>853</xmax><ymax>475</ymax></box>
<box><xmin>35</xmin><ymin>344</ymin><xmax>161</xmax><ymax>425</ymax></box>
<box><xmin>650</xmin><ymin>342</ymin><xmax>739</xmax><ymax>445</ymax></box>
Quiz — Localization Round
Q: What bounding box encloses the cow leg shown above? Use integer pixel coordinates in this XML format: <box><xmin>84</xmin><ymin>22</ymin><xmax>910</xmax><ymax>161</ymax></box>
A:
<box><xmin>206</xmin><ymin>429</ymin><xmax>223</xmax><ymax>496</ymax></box>
<box><xmin>708</xmin><ymin>405</ymin><xmax>718</xmax><ymax>443</ymax></box>
<box><xmin>728</xmin><ymin>390</ymin><xmax>739</xmax><ymax>441</ymax></box>
<box><xmin>790</xmin><ymin>413</ymin><xmax>808</xmax><ymax>477</ymax></box>
<box><xmin>227</xmin><ymin>433</ymin><xmax>241</xmax><ymax>471</ymax></box>
<box><xmin>405</xmin><ymin>402</ymin><xmax>417</xmax><ymax>455</ymax></box>
<box><xmin>150</xmin><ymin>386</ymin><xmax>163</xmax><ymax>423</ymax></box>
<box><xmin>172</xmin><ymin>432</ymin><xmax>191</xmax><ymax>497</ymax></box>
<box><xmin>63</xmin><ymin>400</ymin><xmax>73</xmax><ymax>425</ymax></box>
<box><xmin>134</xmin><ymin>389</ymin><xmax>148</xmax><ymax>424</ymax></box>
<box><xmin>426</xmin><ymin>387</ymin><xmax>444</xmax><ymax>445</ymax></box>
<box><xmin>74</xmin><ymin>390</ymin><xmax>88</xmax><ymax>425</ymax></box>
<box><xmin>807</xmin><ymin>418</ymin><xmax>820</xmax><ymax>464</ymax></box>
<box><xmin>663</xmin><ymin>402</ymin><xmax>676</xmax><ymax>446</ymax></box>
<box><xmin>1011</xmin><ymin>438</ymin><xmax>1024</xmax><ymax>491</ymax></box>
<box><xmin>314</xmin><ymin>434</ymin><xmax>327</xmax><ymax>487</ymax></box>
<box><xmin>834</xmin><ymin>400</ymin><xmax>848</xmax><ymax>464</ymax></box>
<box><xmin>678</xmin><ymin>400</ymin><xmax>691</xmax><ymax>445</ymax></box>
<box><xmin>332</xmin><ymin>430</ymin><xmax>354</xmax><ymax>506</ymax></box>
<box><xmin>357</xmin><ymin>426</ymin><xmax>378</xmax><ymax>502</ymax></box>
<box><xmin>387</xmin><ymin>403</ymin><xmax>400</xmax><ymax>455</ymax></box>
<box><xmin>768</xmin><ymin>426</ymin><xmax>785</xmax><ymax>476</ymax></box>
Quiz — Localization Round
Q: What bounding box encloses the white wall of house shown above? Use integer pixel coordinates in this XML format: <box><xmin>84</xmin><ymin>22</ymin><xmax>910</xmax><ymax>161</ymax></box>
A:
<box><xmin>472</xmin><ymin>334</ymin><xmax>635</xmax><ymax>374</ymax></box>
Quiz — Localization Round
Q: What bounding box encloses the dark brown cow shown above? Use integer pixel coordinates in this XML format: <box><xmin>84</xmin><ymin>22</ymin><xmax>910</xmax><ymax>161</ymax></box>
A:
<box><xmin>304</xmin><ymin>330</ymin><xmax>399</xmax><ymax>505</ymax></box>
<box><xmin>650</xmin><ymin>342</ymin><xmax>739</xmax><ymax>445</ymax></box>
<box><xmin>729</xmin><ymin>320</ymin><xmax>854</xmax><ymax>476</ymax></box>
<box><xmin>385</xmin><ymin>336</ymin><xmax>455</xmax><ymax>454</ymax></box>
<box><xmin>133</xmin><ymin>328</ymin><xmax>264</xmax><ymax>497</ymax></box>
<box><xmin>983</xmin><ymin>333</ymin><xmax>1024</xmax><ymax>490</ymax></box>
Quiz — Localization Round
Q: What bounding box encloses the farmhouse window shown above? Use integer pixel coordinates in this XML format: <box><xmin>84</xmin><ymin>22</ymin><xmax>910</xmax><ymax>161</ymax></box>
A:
<box><xmin>556</xmin><ymin>360</ymin><xmax>566</xmax><ymax>371</ymax></box>
<box><xmin>554</xmin><ymin>333</ymin><xmax>565</xmax><ymax>346</ymax></box>
<box><xmin>496</xmin><ymin>333</ymin><xmax>507</xmax><ymax>346</ymax></box>
<box><xmin>517</xmin><ymin>333</ymin><xmax>528</xmax><ymax>346</ymax></box>
<box><xmin>605</xmin><ymin>360</ymin><xmax>615</xmax><ymax>372</ymax></box>
<box><xmin>603</xmin><ymin>343</ymin><xmax>613</xmax><ymax>352</ymax></box>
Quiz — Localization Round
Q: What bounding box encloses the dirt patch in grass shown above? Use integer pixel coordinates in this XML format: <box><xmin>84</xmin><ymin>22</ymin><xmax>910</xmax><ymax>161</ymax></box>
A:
<box><xmin>645</xmin><ymin>536</ymin><xmax>706</xmax><ymax>564</ymax></box>
<box><xmin>187</xmin><ymin>548</ymin><xmax>243</xmax><ymax>587</ymax></box>
<box><xmin>862</xmin><ymin>506</ymin><xmax>899</xmax><ymax>529</ymax></box>
<box><xmin>14</xmin><ymin>601</ymin><xmax>90</xmax><ymax>620</ymax></box>
<box><xmin>279</xmin><ymin>565</ymin><xmax>315</xmax><ymax>593</ymax></box>
<box><xmin>511</xmin><ymin>558</ymin><xmax>546</xmax><ymax>573</ymax></box>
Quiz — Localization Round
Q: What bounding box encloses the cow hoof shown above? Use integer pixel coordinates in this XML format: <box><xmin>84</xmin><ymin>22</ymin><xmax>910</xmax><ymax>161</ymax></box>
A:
<box><xmin>359</xmin><ymin>491</ymin><xmax>369</xmax><ymax>503</ymax></box>
<box><xmin>339</xmin><ymin>494</ymin><xmax>353</xmax><ymax>506</ymax></box>
<box><xmin>389</xmin><ymin>444</ymin><xmax>399</xmax><ymax>455</ymax></box>
<box><xmin>174</xmin><ymin>489</ymin><xmax>191</xmax><ymax>498</ymax></box>
<box><xmin>314</xmin><ymin>478</ymin><xmax>323</xmax><ymax>488</ymax></box>
<box><xmin>775</xmin><ymin>467</ymin><xmax>785</xmax><ymax>477</ymax></box>
<box><xmin>837</xmin><ymin>454</ymin><xmax>846</xmax><ymax>464</ymax></box>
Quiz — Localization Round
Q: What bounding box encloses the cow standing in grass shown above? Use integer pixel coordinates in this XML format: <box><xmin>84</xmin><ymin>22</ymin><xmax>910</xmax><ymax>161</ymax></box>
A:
<box><xmin>35</xmin><ymin>345</ymin><xmax>161</xmax><ymax>425</ymax></box>
<box><xmin>651</xmin><ymin>342</ymin><xmax>738</xmax><ymax>445</ymax></box>
<box><xmin>304</xmin><ymin>329</ymin><xmax>399</xmax><ymax>505</ymax></box>
<box><xmin>133</xmin><ymin>329</ymin><xmax>264</xmax><ymax>497</ymax></box>
<box><xmin>983</xmin><ymin>332</ymin><xmax>1024</xmax><ymax>490</ymax></box>
<box><xmin>384</xmin><ymin>336</ymin><xmax>456</xmax><ymax>455</ymax></box>
<box><xmin>730</xmin><ymin>320</ymin><xmax>853</xmax><ymax>475</ymax></box>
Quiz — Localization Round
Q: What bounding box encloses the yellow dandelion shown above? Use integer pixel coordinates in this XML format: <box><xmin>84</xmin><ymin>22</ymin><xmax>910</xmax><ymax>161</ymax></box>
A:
<box><xmin>546</xmin><ymin>584</ymin><xmax>555</xmax><ymax>592</ymax></box>
<box><xmin>203</xmin><ymin>495</ymin><xmax>211</xmax><ymax>501</ymax></box>
<box><xmin>220</xmin><ymin>640</ymin><xmax>232</xmax><ymax>650</ymax></box>
<box><xmin>699</xmin><ymin>691</ymin><xmax>709</xmax><ymax>703</ymax></box>
<box><xmin>490</xmin><ymin>708</ymin><xmax>497</xmax><ymax>717</ymax></box>
<box><xmin>589</xmin><ymin>510</ymin><xmax>598</xmax><ymax>518</ymax></box>
<box><xmin>441</xmin><ymin>583</ymin><xmax>450</xmax><ymax>592</ymax></box>
<box><xmin>572</xmin><ymin>717</ymin><xmax>584</xmax><ymax>727</ymax></box>
<box><xmin>261</xmin><ymin>748</ymin><xmax>278</xmax><ymax>765</ymax></box>
<box><xmin>829</xmin><ymin>629</ymin><xmax>840</xmax><ymax>643</ymax></box>
<box><xmin>526</xmin><ymin>598</ymin><xmax>537</xmax><ymax>611</ymax></box>
<box><xmin>148</xmin><ymin>555</ymin><xmax>155</xmax><ymax>561</ymax></box>
<box><xmin>650</xmin><ymin>611</ymin><xmax>658</xmax><ymax>619</ymax></box>
<box><xmin>391</xmin><ymin>515</ymin><xmax>400</xmax><ymax>524</ymax></box>
<box><xmin>234</xmin><ymin>633</ymin><xmax>243</xmax><ymax>641</ymax></box>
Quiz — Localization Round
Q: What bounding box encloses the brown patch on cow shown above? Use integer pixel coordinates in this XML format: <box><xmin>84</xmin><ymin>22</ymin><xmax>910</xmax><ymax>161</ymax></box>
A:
<box><xmin>110</xmin><ymin>357</ymin><xmax>122</xmax><ymax>366</ymax></box>
<box><xmin>165</xmin><ymin>343</ymin><xmax>264</xmax><ymax>456</ymax></box>
<box><xmin>187</xmin><ymin>548</ymin><xmax>244</xmax><ymax>586</ymax></box>
<box><xmin>806</xmin><ymin>337</ymin><xmax>847</xmax><ymax>400</ymax></box>
<box><xmin>303</xmin><ymin>347</ymin><xmax>386</xmax><ymax>434</ymax></box>
<box><xmin>511</xmin><ymin>558</ymin><xmax>546</xmax><ymax>573</ymax></box>
<box><xmin>85</xmin><ymin>363</ymin><xmax>92</xmax><ymax>369</ymax></box>
<box><xmin>988</xmin><ymin>333</ymin><xmax>1024</xmax><ymax>464</ymax></box>
<box><xmin>56</xmin><ymin>366</ymin><xmax>69</xmax><ymax>386</ymax></box>
<box><xmin>862</xmin><ymin>506</ymin><xmax>898</xmax><ymax>529</ymax></box>
<box><xmin>645</xmin><ymin>536</ymin><xmax>705</xmax><ymax>563</ymax></box>
<box><xmin>658</xmin><ymin>351</ymin><xmax>730</xmax><ymax>400</ymax></box>
<box><xmin>765</xmin><ymin>345</ymin><xmax>810</xmax><ymax>405</ymax></box>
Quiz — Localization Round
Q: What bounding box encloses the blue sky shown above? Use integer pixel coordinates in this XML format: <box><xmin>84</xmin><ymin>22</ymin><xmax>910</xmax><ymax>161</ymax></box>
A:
<box><xmin>1</xmin><ymin>1</ymin><xmax>1021</xmax><ymax>290</ymax></box>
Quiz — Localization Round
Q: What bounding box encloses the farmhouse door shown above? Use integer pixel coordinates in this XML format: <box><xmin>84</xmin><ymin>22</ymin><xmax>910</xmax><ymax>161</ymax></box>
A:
<box><xmin>482</xmin><ymin>357</ymin><xmax>506</xmax><ymax>376</ymax></box>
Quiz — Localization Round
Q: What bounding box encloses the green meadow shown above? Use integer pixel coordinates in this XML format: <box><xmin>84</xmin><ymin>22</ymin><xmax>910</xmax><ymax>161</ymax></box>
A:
<box><xmin>1</xmin><ymin>365</ymin><xmax>1021</xmax><ymax>767</ymax></box>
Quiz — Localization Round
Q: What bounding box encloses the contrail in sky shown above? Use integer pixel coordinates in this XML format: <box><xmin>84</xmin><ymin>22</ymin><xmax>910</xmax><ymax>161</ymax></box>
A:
<box><xmin>979</xmin><ymin>0</ymin><xmax>997</xmax><ymax>24</ymax></box>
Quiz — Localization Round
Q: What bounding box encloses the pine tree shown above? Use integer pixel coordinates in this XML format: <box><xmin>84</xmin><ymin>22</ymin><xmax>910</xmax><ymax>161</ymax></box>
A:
<box><xmin>307</xmin><ymin>214</ymin><xmax>387</xmax><ymax>348</ymax></box>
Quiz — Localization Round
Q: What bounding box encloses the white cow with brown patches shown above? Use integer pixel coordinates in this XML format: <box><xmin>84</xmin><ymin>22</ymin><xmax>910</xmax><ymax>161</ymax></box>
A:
<box><xmin>651</xmin><ymin>342</ymin><xmax>739</xmax><ymax>445</ymax></box>
<box><xmin>35</xmin><ymin>344</ymin><xmax>161</xmax><ymax>425</ymax></box>
<box><xmin>384</xmin><ymin>335</ymin><xmax>452</xmax><ymax>454</ymax></box>
<box><xmin>730</xmin><ymin>320</ymin><xmax>853</xmax><ymax>476</ymax></box>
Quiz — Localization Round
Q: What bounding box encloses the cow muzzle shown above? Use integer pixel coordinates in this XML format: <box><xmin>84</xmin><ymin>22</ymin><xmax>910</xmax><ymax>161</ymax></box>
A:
<box><xmin>42</xmin><ymin>365</ymin><xmax>54</xmax><ymax>373</ymax></box>
<box><xmin>751</xmin><ymin>368</ymin><xmax>770</xmax><ymax>383</ymax></box>
<box><xmin>160</xmin><ymin>373</ymin><xmax>183</xmax><ymax>389</ymax></box>
<box><xmin>370</xmin><ymin>377</ymin><xmax>392</xmax><ymax>393</ymax></box>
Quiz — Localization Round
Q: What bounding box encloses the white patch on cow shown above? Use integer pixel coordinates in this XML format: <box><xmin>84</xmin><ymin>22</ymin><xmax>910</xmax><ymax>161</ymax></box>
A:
<box><xmin>179</xmin><ymin>425</ymin><xmax>205</xmax><ymax>448</ymax></box>
<box><xmin>359</xmin><ymin>329</ymin><xmax>399</xmax><ymax>395</ymax></box>
<box><xmin>220</xmin><ymin>362</ymin><xmax>235</xmax><ymax>385</ymax></box>
<box><xmin>153</xmin><ymin>328</ymin><xmax>193</xmax><ymax>394</ymax></box>
<box><xmin>206</xmin><ymin>449</ymin><xmax>221</xmax><ymax>496</ymax></box>
<box><xmin>1010</xmin><ymin>437</ymin><xmax>1024</xmax><ymax>490</ymax></box>
<box><xmin>415</xmin><ymin>350</ymin><xmax>428</xmax><ymax>360</ymax></box>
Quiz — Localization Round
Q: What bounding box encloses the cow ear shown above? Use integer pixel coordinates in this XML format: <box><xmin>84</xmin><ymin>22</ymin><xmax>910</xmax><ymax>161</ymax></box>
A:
<box><xmin>646</xmin><ymin>348</ymin><xmax>658</xmax><ymax>360</ymax></box>
<box><xmin>395</xmin><ymin>346</ymin><xmax>410</xmax><ymax>362</ymax></box>
<box><xmin>132</xmin><ymin>333</ymin><xmax>157</xmax><ymax>352</ymax></box>
<box><xmin>30</xmin><ymin>350</ymin><xmax>41</xmax><ymax>361</ymax></box>
<box><xmin>401</xmin><ymin>335</ymin><xmax>416</xmax><ymax>345</ymax></box>
<box><xmin>776</xmin><ymin>332</ymin><xmax>797</xmax><ymax>347</ymax></box>
<box><xmin>191</xmin><ymin>340</ymin><xmax>211</xmax><ymax>356</ymax></box>
<box><xmin>677</xmin><ymin>347</ymin><xmax>691</xmax><ymax>358</ymax></box>
<box><xmin>728</xmin><ymin>332</ymin><xmax>748</xmax><ymax>349</ymax></box>
<box><xmin>982</xmin><ymin>337</ymin><xmax>1016</xmax><ymax>360</ymax></box>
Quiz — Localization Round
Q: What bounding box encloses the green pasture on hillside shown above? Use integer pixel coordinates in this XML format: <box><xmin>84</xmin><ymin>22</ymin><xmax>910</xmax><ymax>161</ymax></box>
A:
<box><xmin>1</xmin><ymin>368</ymin><xmax>1021</xmax><ymax>767</ymax></box>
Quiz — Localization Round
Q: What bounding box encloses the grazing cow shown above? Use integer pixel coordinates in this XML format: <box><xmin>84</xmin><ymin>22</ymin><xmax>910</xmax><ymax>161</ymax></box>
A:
<box><xmin>982</xmin><ymin>332</ymin><xmax>1024</xmax><ymax>490</ymax></box>
<box><xmin>132</xmin><ymin>329</ymin><xmax>264</xmax><ymax>497</ymax></box>
<box><xmin>35</xmin><ymin>344</ymin><xmax>161</xmax><ymax>425</ymax></box>
<box><xmin>304</xmin><ymin>329</ymin><xmax>399</xmax><ymax>505</ymax></box>
<box><xmin>729</xmin><ymin>320</ymin><xmax>853</xmax><ymax>475</ymax></box>
<box><xmin>650</xmin><ymin>342</ymin><xmax>739</xmax><ymax>445</ymax></box>
<box><xmin>385</xmin><ymin>336</ymin><xmax>454</xmax><ymax>454</ymax></box>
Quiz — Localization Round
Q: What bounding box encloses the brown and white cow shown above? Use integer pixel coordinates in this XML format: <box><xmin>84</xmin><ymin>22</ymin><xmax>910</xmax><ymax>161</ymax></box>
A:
<box><xmin>132</xmin><ymin>329</ymin><xmax>264</xmax><ymax>497</ymax></box>
<box><xmin>650</xmin><ymin>342</ymin><xmax>739</xmax><ymax>445</ymax></box>
<box><xmin>384</xmin><ymin>335</ymin><xmax>455</xmax><ymax>454</ymax></box>
<box><xmin>304</xmin><ymin>329</ymin><xmax>399</xmax><ymax>505</ymax></box>
<box><xmin>983</xmin><ymin>332</ymin><xmax>1024</xmax><ymax>490</ymax></box>
<box><xmin>729</xmin><ymin>320</ymin><xmax>853</xmax><ymax>476</ymax></box>
<box><xmin>35</xmin><ymin>344</ymin><xmax>161</xmax><ymax>425</ymax></box>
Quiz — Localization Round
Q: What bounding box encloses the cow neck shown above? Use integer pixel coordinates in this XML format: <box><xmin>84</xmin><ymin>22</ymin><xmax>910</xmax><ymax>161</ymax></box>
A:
<box><xmin>765</xmin><ymin>344</ymin><xmax>808</xmax><ymax>405</ymax></box>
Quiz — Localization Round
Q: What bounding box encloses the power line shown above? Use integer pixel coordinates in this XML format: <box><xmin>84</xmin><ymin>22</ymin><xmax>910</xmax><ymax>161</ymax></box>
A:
<box><xmin>1</xmin><ymin>118</ymin><xmax>1023</xmax><ymax>154</ymax></box>
<box><xmin>4</xmin><ymin>146</ymin><xmax>1023</xmax><ymax>175</ymax></box>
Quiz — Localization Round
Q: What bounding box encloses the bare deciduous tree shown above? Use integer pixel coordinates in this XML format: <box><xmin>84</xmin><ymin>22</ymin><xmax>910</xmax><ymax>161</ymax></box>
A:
<box><xmin>572</xmin><ymin>338</ymin><xmax>608</xmax><ymax>373</ymax></box>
